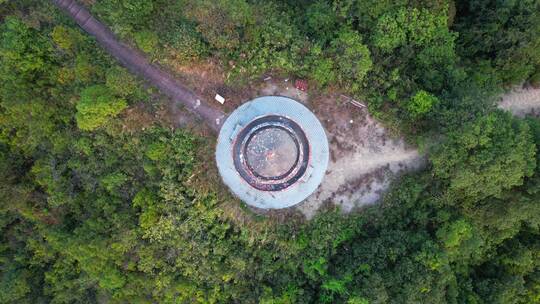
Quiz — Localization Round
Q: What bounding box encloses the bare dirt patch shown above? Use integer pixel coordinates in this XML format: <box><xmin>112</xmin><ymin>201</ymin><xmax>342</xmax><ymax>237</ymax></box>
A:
<box><xmin>498</xmin><ymin>86</ymin><xmax>540</xmax><ymax>117</ymax></box>
<box><xmin>297</xmin><ymin>90</ymin><xmax>425</xmax><ymax>219</ymax></box>
<box><xmin>161</xmin><ymin>57</ymin><xmax>255</xmax><ymax>113</ymax></box>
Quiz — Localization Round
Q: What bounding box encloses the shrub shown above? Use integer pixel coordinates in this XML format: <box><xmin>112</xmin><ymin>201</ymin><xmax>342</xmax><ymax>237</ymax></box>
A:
<box><xmin>51</xmin><ymin>26</ymin><xmax>76</xmax><ymax>51</ymax></box>
<box><xmin>330</xmin><ymin>29</ymin><xmax>373</xmax><ymax>92</ymax></box>
<box><xmin>105</xmin><ymin>66</ymin><xmax>137</xmax><ymax>97</ymax></box>
<box><xmin>407</xmin><ymin>90</ymin><xmax>438</xmax><ymax>117</ymax></box>
<box><xmin>133</xmin><ymin>30</ymin><xmax>158</xmax><ymax>54</ymax></box>
<box><xmin>183</xmin><ymin>0</ymin><xmax>252</xmax><ymax>50</ymax></box>
<box><xmin>164</xmin><ymin>21</ymin><xmax>208</xmax><ymax>62</ymax></box>
<box><xmin>76</xmin><ymin>85</ymin><xmax>127</xmax><ymax>131</ymax></box>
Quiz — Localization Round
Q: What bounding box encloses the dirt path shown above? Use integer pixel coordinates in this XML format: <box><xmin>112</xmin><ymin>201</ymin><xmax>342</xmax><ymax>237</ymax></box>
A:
<box><xmin>498</xmin><ymin>86</ymin><xmax>540</xmax><ymax>117</ymax></box>
<box><xmin>53</xmin><ymin>0</ymin><xmax>226</xmax><ymax>132</ymax></box>
<box><xmin>299</xmin><ymin>95</ymin><xmax>425</xmax><ymax>218</ymax></box>
<box><xmin>299</xmin><ymin>144</ymin><xmax>423</xmax><ymax>218</ymax></box>
<box><xmin>297</xmin><ymin>86</ymin><xmax>540</xmax><ymax>219</ymax></box>
<box><xmin>296</xmin><ymin>86</ymin><xmax>540</xmax><ymax>219</ymax></box>
<box><xmin>254</xmin><ymin>80</ymin><xmax>425</xmax><ymax>218</ymax></box>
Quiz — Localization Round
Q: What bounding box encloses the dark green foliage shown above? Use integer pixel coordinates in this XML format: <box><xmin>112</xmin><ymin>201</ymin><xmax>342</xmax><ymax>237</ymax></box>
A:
<box><xmin>304</xmin><ymin>1</ymin><xmax>337</xmax><ymax>42</ymax></box>
<box><xmin>454</xmin><ymin>0</ymin><xmax>540</xmax><ymax>85</ymax></box>
<box><xmin>431</xmin><ymin>111</ymin><xmax>536</xmax><ymax>204</ymax></box>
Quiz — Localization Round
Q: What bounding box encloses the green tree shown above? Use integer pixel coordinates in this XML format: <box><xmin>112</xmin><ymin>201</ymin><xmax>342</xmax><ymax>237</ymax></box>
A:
<box><xmin>373</xmin><ymin>8</ymin><xmax>450</xmax><ymax>53</ymax></box>
<box><xmin>408</xmin><ymin>90</ymin><xmax>439</xmax><ymax>117</ymax></box>
<box><xmin>454</xmin><ymin>0</ymin><xmax>540</xmax><ymax>85</ymax></box>
<box><xmin>329</xmin><ymin>28</ymin><xmax>372</xmax><ymax>91</ymax></box>
<box><xmin>76</xmin><ymin>85</ymin><xmax>127</xmax><ymax>131</ymax></box>
<box><xmin>431</xmin><ymin>111</ymin><xmax>536</xmax><ymax>204</ymax></box>
<box><xmin>134</xmin><ymin>30</ymin><xmax>158</xmax><ymax>54</ymax></box>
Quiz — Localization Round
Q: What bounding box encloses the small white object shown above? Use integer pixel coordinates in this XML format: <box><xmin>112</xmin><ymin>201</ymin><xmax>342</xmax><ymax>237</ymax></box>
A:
<box><xmin>263</xmin><ymin>76</ymin><xmax>272</xmax><ymax>81</ymax></box>
<box><xmin>215</xmin><ymin>94</ymin><xmax>225</xmax><ymax>104</ymax></box>
<box><xmin>350</xmin><ymin>120</ymin><xmax>354</xmax><ymax>124</ymax></box>
<box><xmin>284</xmin><ymin>78</ymin><xmax>289</xmax><ymax>82</ymax></box>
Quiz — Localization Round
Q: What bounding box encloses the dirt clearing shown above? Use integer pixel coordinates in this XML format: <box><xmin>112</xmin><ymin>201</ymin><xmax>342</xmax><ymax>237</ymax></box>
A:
<box><xmin>138</xmin><ymin>59</ymin><xmax>426</xmax><ymax>219</ymax></box>
<box><xmin>498</xmin><ymin>86</ymin><xmax>540</xmax><ymax>117</ymax></box>
<box><xmin>252</xmin><ymin>80</ymin><xmax>425</xmax><ymax>218</ymax></box>
<box><xmin>297</xmin><ymin>91</ymin><xmax>425</xmax><ymax>219</ymax></box>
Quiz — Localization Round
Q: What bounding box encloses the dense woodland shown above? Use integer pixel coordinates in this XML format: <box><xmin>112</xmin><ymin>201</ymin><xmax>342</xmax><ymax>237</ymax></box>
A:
<box><xmin>1</xmin><ymin>0</ymin><xmax>540</xmax><ymax>303</ymax></box>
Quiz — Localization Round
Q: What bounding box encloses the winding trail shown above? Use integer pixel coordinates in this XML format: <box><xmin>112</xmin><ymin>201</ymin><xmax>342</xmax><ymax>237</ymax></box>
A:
<box><xmin>52</xmin><ymin>0</ymin><xmax>226</xmax><ymax>133</ymax></box>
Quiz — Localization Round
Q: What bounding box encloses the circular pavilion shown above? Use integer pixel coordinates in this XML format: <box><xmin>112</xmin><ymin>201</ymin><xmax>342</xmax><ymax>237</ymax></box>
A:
<box><xmin>216</xmin><ymin>96</ymin><xmax>329</xmax><ymax>209</ymax></box>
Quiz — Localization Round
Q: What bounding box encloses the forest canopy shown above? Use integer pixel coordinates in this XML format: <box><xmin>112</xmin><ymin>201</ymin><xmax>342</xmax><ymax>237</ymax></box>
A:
<box><xmin>1</xmin><ymin>0</ymin><xmax>540</xmax><ymax>303</ymax></box>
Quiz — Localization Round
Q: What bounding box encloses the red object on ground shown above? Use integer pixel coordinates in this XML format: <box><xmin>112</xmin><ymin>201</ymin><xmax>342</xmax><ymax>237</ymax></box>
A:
<box><xmin>295</xmin><ymin>79</ymin><xmax>308</xmax><ymax>92</ymax></box>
